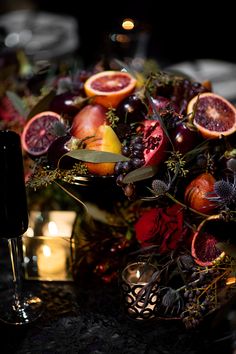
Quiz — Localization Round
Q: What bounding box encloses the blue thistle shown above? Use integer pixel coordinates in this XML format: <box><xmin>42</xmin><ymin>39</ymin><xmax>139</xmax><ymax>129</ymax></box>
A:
<box><xmin>151</xmin><ymin>179</ymin><xmax>169</xmax><ymax>196</ymax></box>
<box><xmin>206</xmin><ymin>179</ymin><xmax>236</xmax><ymax>209</ymax></box>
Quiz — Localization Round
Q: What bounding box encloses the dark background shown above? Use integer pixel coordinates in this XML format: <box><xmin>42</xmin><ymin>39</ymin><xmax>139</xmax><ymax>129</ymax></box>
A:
<box><xmin>0</xmin><ymin>0</ymin><xmax>235</xmax><ymax>67</ymax></box>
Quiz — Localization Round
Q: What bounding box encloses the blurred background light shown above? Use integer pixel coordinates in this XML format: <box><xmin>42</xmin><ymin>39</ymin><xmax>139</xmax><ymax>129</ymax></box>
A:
<box><xmin>122</xmin><ymin>18</ymin><xmax>135</xmax><ymax>31</ymax></box>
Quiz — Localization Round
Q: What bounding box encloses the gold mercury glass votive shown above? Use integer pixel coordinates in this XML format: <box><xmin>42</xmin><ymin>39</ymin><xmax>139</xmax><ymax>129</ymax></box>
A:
<box><xmin>121</xmin><ymin>261</ymin><xmax>159</xmax><ymax>321</ymax></box>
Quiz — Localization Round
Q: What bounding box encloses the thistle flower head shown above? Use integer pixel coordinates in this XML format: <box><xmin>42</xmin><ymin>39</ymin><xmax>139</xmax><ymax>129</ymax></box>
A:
<box><xmin>151</xmin><ymin>179</ymin><xmax>169</xmax><ymax>196</ymax></box>
<box><xmin>207</xmin><ymin>179</ymin><xmax>236</xmax><ymax>208</ymax></box>
<box><xmin>214</xmin><ymin>180</ymin><xmax>235</xmax><ymax>201</ymax></box>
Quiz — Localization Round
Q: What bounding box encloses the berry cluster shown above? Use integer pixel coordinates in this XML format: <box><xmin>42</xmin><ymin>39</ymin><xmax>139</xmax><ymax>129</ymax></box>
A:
<box><xmin>115</xmin><ymin>135</ymin><xmax>145</xmax><ymax>198</ymax></box>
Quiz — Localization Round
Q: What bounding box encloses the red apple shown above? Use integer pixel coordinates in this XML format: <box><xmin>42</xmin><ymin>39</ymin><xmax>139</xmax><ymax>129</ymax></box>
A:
<box><xmin>70</xmin><ymin>104</ymin><xmax>107</xmax><ymax>141</ymax></box>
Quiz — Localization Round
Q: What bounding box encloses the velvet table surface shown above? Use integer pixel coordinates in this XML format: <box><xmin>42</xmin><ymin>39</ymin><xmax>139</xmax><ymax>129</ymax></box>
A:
<box><xmin>0</xmin><ymin>241</ymin><xmax>234</xmax><ymax>354</ymax></box>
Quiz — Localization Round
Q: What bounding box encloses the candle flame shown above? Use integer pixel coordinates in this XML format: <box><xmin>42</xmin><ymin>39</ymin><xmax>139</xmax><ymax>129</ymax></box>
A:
<box><xmin>48</xmin><ymin>221</ymin><xmax>58</xmax><ymax>236</ymax></box>
<box><xmin>42</xmin><ymin>245</ymin><xmax>51</xmax><ymax>257</ymax></box>
<box><xmin>226</xmin><ymin>277</ymin><xmax>236</xmax><ymax>286</ymax></box>
<box><xmin>136</xmin><ymin>270</ymin><xmax>141</xmax><ymax>279</ymax></box>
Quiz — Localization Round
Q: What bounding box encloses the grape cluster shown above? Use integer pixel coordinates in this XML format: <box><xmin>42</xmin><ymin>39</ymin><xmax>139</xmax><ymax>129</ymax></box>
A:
<box><xmin>180</xmin><ymin>263</ymin><xmax>223</xmax><ymax>328</ymax></box>
<box><xmin>114</xmin><ymin>135</ymin><xmax>145</xmax><ymax>198</ymax></box>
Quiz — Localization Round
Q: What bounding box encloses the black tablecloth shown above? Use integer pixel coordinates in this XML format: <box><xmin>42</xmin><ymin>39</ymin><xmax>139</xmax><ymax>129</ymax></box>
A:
<box><xmin>0</xmin><ymin>242</ymin><xmax>235</xmax><ymax>354</ymax></box>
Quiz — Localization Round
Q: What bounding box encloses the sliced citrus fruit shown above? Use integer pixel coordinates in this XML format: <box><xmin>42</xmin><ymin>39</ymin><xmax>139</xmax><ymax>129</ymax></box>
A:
<box><xmin>21</xmin><ymin>111</ymin><xmax>61</xmax><ymax>156</ymax></box>
<box><xmin>187</xmin><ymin>92</ymin><xmax>236</xmax><ymax>139</ymax></box>
<box><xmin>84</xmin><ymin>70</ymin><xmax>137</xmax><ymax>108</ymax></box>
<box><xmin>191</xmin><ymin>215</ymin><xmax>225</xmax><ymax>267</ymax></box>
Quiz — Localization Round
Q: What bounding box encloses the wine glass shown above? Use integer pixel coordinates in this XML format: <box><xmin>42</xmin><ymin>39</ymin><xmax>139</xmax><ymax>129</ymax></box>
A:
<box><xmin>0</xmin><ymin>130</ymin><xmax>43</xmax><ymax>325</ymax></box>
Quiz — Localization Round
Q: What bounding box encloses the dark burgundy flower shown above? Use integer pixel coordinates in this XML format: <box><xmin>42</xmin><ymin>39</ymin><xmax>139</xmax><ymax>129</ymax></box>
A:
<box><xmin>134</xmin><ymin>204</ymin><xmax>188</xmax><ymax>253</ymax></box>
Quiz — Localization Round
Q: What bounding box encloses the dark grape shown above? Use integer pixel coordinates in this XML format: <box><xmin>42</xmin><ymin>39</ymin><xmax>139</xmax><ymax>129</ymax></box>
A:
<box><xmin>132</xmin><ymin>158</ymin><xmax>144</xmax><ymax>169</ymax></box>
<box><xmin>131</xmin><ymin>150</ymin><xmax>144</xmax><ymax>158</ymax></box>
<box><xmin>122</xmin><ymin>161</ymin><xmax>133</xmax><ymax>173</ymax></box>
<box><xmin>116</xmin><ymin>94</ymin><xmax>147</xmax><ymax>124</ymax></box>
<box><xmin>116</xmin><ymin>174</ymin><xmax>124</xmax><ymax>186</ymax></box>
<box><xmin>132</xmin><ymin>143</ymin><xmax>143</xmax><ymax>151</ymax></box>
<box><xmin>121</xmin><ymin>145</ymin><xmax>130</xmax><ymax>156</ymax></box>
<box><xmin>114</xmin><ymin>161</ymin><xmax>124</xmax><ymax>174</ymax></box>
<box><xmin>131</xmin><ymin>136</ymin><xmax>143</xmax><ymax>145</ymax></box>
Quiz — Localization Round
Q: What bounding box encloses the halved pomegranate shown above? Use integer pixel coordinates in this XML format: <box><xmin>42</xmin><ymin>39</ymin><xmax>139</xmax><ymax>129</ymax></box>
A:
<box><xmin>139</xmin><ymin>119</ymin><xmax>167</xmax><ymax>166</ymax></box>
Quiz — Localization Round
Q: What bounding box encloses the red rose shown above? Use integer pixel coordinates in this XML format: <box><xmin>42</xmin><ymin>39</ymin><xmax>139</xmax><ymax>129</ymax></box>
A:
<box><xmin>134</xmin><ymin>204</ymin><xmax>188</xmax><ymax>253</ymax></box>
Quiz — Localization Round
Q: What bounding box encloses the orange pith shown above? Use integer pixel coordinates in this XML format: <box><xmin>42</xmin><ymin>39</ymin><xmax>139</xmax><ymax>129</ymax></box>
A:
<box><xmin>84</xmin><ymin>70</ymin><xmax>137</xmax><ymax>108</ymax></box>
<box><xmin>187</xmin><ymin>92</ymin><xmax>236</xmax><ymax>139</ymax></box>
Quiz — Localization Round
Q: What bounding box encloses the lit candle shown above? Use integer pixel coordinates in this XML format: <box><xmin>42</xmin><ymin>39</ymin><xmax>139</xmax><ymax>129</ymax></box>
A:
<box><xmin>121</xmin><ymin>262</ymin><xmax>158</xmax><ymax>320</ymax></box>
<box><xmin>37</xmin><ymin>243</ymin><xmax>66</xmax><ymax>279</ymax></box>
<box><xmin>41</xmin><ymin>211</ymin><xmax>76</xmax><ymax>237</ymax></box>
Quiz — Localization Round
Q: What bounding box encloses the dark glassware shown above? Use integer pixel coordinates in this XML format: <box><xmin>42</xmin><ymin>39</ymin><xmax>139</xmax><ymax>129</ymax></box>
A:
<box><xmin>0</xmin><ymin>130</ymin><xmax>28</xmax><ymax>238</ymax></box>
<box><xmin>0</xmin><ymin>130</ymin><xmax>43</xmax><ymax>325</ymax></box>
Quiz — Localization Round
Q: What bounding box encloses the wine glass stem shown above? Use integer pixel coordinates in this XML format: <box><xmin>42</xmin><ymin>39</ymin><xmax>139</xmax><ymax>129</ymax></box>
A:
<box><xmin>8</xmin><ymin>237</ymin><xmax>22</xmax><ymax>305</ymax></box>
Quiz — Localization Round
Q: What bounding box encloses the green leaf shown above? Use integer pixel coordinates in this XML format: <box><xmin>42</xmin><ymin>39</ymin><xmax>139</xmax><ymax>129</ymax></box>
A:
<box><xmin>65</xmin><ymin>149</ymin><xmax>130</xmax><ymax>163</ymax></box>
<box><xmin>123</xmin><ymin>165</ymin><xmax>157</xmax><ymax>184</ymax></box>
<box><xmin>183</xmin><ymin>139</ymin><xmax>210</xmax><ymax>162</ymax></box>
<box><xmin>27</xmin><ymin>89</ymin><xmax>56</xmax><ymax>120</ymax></box>
<box><xmin>6</xmin><ymin>91</ymin><xmax>29</xmax><ymax>119</ymax></box>
<box><xmin>216</xmin><ymin>242</ymin><xmax>236</xmax><ymax>258</ymax></box>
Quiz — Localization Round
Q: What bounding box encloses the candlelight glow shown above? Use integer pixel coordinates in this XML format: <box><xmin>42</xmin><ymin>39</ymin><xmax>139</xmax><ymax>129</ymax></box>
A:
<box><xmin>25</xmin><ymin>227</ymin><xmax>34</xmax><ymax>237</ymax></box>
<box><xmin>226</xmin><ymin>277</ymin><xmax>236</xmax><ymax>285</ymax></box>
<box><xmin>47</xmin><ymin>221</ymin><xmax>58</xmax><ymax>236</ymax></box>
<box><xmin>42</xmin><ymin>245</ymin><xmax>51</xmax><ymax>257</ymax></box>
<box><xmin>37</xmin><ymin>243</ymin><xmax>66</xmax><ymax>279</ymax></box>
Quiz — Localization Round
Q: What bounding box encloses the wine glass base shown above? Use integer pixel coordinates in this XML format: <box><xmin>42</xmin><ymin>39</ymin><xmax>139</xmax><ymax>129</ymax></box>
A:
<box><xmin>0</xmin><ymin>291</ymin><xmax>43</xmax><ymax>325</ymax></box>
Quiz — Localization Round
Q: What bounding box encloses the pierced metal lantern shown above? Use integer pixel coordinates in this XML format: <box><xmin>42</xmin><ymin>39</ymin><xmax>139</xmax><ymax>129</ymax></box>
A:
<box><xmin>120</xmin><ymin>261</ymin><xmax>159</xmax><ymax>321</ymax></box>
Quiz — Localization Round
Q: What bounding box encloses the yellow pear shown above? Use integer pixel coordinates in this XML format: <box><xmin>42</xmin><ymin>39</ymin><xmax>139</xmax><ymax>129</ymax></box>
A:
<box><xmin>86</xmin><ymin>125</ymin><xmax>122</xmax><ymax>175</ymax></box>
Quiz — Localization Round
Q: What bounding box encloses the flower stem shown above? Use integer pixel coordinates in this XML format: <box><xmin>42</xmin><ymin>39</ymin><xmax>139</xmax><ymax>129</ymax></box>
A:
<box><xmin>54</xmin><ymin>180</ymin><xmax>89</xmax><ymax>213</ymax></box>
<box><xmin>166</xmin><ymin>192</ymin><xmax>209</xmax><ymax>218</ymax></box>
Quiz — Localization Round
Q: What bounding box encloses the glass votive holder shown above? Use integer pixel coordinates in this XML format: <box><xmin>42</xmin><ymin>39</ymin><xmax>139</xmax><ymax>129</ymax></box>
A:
<box><xmin>120</xmin><ymin>261</ymin><xmax>159</xmax><ymax>321</ymax></box>
<box><xmin>22</xmin><ymin>236</ymin><xmax>74</xmax><ymax>281</ymax></box>
<box><xmin>21</xmin><ymin>210</ymin><xmax>77</xmax><ymax>281</ymax></box>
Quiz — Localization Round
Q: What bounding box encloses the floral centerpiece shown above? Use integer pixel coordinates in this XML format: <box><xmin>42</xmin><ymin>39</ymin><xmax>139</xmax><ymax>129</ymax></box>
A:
<box><xmin>1</xmin><ymin>54</ymin><xmax>236</xmax><ymax>328</ymax></box>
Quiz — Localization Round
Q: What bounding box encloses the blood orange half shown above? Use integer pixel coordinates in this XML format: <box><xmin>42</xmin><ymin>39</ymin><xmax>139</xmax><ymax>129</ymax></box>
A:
<box><xmin>191</xmin><ymin>215</ymin><xmax>225</xmax><ymax>267</ymax></box>
<box><xmin>21</xmin><ymin>111</ymin><xmax>61</xmax><ymax>156</ymax></box>
<box><xmin>187</xmin><ymin>92</ymin><xmax>236</xmax><ymax>139</ymax></box>
<box><xmin>84</xmin><ymin>70</ymin><xmax>137</xmax><ymax>108</ymax></box>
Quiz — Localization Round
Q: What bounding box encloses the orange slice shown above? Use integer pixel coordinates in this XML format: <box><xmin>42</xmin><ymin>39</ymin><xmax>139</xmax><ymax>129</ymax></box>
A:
<box><xmin>191</xmin><ymin>215</ymin><xmax>225</xmax><ymax>267</ymax></box>
<box><xmin>21</xmin><ymin>111</ymin><xmax>61</xmax><ymax>156</ymax></box>
<box><xmin>84</xmin><ymin>70</ymin><xmax>137</xmax><ymax>108</ymax></box>
<box><xmin>187</xmin><ymin>92</ymin><xmax>236</xmax><ymax>139</ymax></box>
